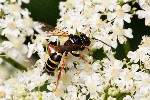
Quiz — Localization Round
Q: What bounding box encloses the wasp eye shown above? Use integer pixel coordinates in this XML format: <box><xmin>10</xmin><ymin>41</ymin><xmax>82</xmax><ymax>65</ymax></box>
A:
<box><xmin>80</xmin><ymin>34</ymin><xmax>91</xmax><ymax>46</ymax></box>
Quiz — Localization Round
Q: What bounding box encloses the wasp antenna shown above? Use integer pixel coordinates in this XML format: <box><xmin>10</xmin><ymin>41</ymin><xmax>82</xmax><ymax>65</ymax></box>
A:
<box><xmin>91</xmin><ymin>38</ymin><xmax>111</xmax><ymax>47</ymax></box>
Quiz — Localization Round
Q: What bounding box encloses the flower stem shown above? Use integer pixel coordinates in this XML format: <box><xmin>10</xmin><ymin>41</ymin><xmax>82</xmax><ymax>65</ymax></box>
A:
<box><xmin>123</xmin><ymin>40</ymin><xmax>131</xmax><ymax>57</ymax></box>
<box><xmin>1</xmin><ymin>55</ymin><xmax>27</xmax><ymax>71</ymax></box>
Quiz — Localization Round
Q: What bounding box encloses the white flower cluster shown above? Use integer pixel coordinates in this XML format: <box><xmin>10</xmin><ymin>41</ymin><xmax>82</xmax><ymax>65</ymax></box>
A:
<box><xmin>128</xmin><ymin>36</ymin><xmax>150</xmax><ymax>70</ymax></box>
<box><xmin>0</xmin><ymin>0</ymin><xmax>30</xmax><ymax>5</ymax></box>
<box><xmin>0</xmin><ymin>0</ymin><xmax>150</xmax><ymax>100</ymax></box>
<box><xmin>136</xmin><ymin>0</ymin><xmax>150</xmax><ymax>26</ymax></box>
<box><xmin>0</xmin><ymin>0</ymin><xmax>34</xmax><ymax>64</ymax></box>
<box><xmin>0</xmin><ymin>63</ymin><xmax>49</xmax><ymax>100</ymax></box>
<box><xmin>57</xmin><ymin>0</ymin><xmax>133</xmax><ymax>49</ymax></box>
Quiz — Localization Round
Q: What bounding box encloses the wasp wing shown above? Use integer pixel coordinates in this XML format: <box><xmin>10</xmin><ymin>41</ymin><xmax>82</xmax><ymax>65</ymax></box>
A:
<box><xmin>34</xmin><ymin>22</ymin><xmax>70</xmax><ymax>37</ymax></box>
<box><xmin>39</xmin><ymin>22</ymin><xmax>56</xmax><ymax>32</ymax></box>
<box><xmin>51</xmin><ymin>44</ymin><xmax>80</xmax><ymax>53</ymax></box>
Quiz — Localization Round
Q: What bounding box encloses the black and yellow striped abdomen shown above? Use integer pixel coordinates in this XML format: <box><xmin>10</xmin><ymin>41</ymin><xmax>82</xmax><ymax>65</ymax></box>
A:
<box><xmin>45</xmin><ymin>52</ymin><xmax>62</xmax><ymax>75</ymax></box>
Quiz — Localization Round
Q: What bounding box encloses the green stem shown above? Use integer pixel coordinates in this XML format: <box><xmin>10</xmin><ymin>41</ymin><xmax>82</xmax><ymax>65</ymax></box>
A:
<box><xmin>0</xmin><ymin>36</ymin><xmax>27</xmax><ymax>71</ymax></box>
<box><xmin>123</xmin><ymin>40</ymin><xmax>131</xmax><ymax>57</ymax></box>
<box><xmin>1</xmin><ymin>55</ymin><xmax>27</xmax><ymax>71</ymax></box>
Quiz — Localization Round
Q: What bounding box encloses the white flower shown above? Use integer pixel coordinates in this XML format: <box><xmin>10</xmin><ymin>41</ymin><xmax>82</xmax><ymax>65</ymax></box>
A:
<box><xmin>0</xmin><ymin>0</ymin><xmax>30</xmax><ymax>5</ymax></box>
<box><xmin>107</xmin><ymin>4</ymin><xmax>132</xmax><ymax>27</ymax></box>
<box><xmin>136</xmin><ymin>1</ymin><xmax>150</xmax><ymax>26</ymax></box>
<box><xmin>57</xmin><ymin>0</ymin><xmax>120</xmax><ymax>50</ymax></box>
<box><xmin>123</xmin><ymin>95</ymin><xmax>133</xmax><ymax>100</ymax></box>
<box><xmin>134</xmin><ymin>92</ymin><xmax>150</xmax><ymax>100</ymax></box>
<box><xmin>17</xmin><ymin>17</ymin><xmax>34</xmax><ymax>36</ymax></box>
<box><xmin>108</xmin><ymin>87</ymin><xmax>119</xmax><ymax>96</ymax></box>
<box><xmin>127</xmin><ymin>36</ymin><xmax>150</xmax><ymax>70</ymax></box>
<box><xmin>102</xmin><ymin>53</ymin><xmax>124</xmax><ymax>82</ymax></box>
<box><xmin>47</xmin><ymin>92</ymin><xmax>62</xmax><ymax>100</ymax></box>
<box><xmin>58</xmin><ymin>13</ymin><xmax>86</xmax><ymax>34</ymax></box>
<box><xmin>103</xmin><ymin>59</ymin><xmax>123</xmax><ymax>79</ymax></box>
<box><xmin>0</xmin><ymin>3</ymin><xmax>34</xmax><ymax>37</ymax></box>
<box><xmin>0</xmin><ymin>0</ymin><xmax>6</xmax><ymax>3</ymax></box>
<box><xmin>18</xmin><ymin>0</ymin><xmax>30</xmax><ymax>5</ymax></box>
<box><xmin>27</xmin><ymin>34</ymin><xmax>47</xmax><ymax>58</ymax></box>
<box><xmin>111</xmin><ymin>26</ymin><xmax>133</xmax><ymax>44</ymax></box>
<box><xmin>115</xmin><ymin>68</ymin><xmax>134</xmax><ymax>93</ymax></box>
<box><xmin>92</xmin><ymin>32</ymin><xmax>114</xmax><ymax>50</ymax></box>
<box><xmin>134</xmin><ymin>72</ymin><xmax>150</xmax><ymax>95</ymax></box>
<box><xmin>47</xmin><ymin>83</ymin><xmax>56</xmax><ymax>91</ymax></box>
<box><xmin>27</xmin><ymin>43</ymin><xmax>36</xmax><ymax>58</ymax></box>
<box><xmin>15</xmin><ymin>64</ymin><xmax>49</xmax><ymax>91</ymax></box>
<box><xmin>0</xmin><ymin>15</ymin><xmax>20</xmax><ymax>37</ymax></box>
<box><xmin>2</xmin><ymin>36</ymin><xmax>28</xmax><ymax>61</ymax></box>
<box><xmin>136</xmin><ymin>0</ymin><xmax>150</xmax><ymax>6</ymax></box>
<box><xmin>94</xmin><ymin>0</ymin><xmax>118</xmax><ymax>12</ymax></box>
<box><xmin>60</xmin><ymin>85</ymin><xmax>77</xmax><ymax>99</ymax></box>
<box><xmin>141</xmin><ymin>35</ymin><xmax>150</xmax><ymax>46</ymax></box>
<box><xmin>107</xmin><ymin>96</ymin><xmax>117</xmax><ymax>100</ymax></box>
<box><xmin>86</xmin><ymin>80</ymin><xmax>96</xmax><ymax>93</ymax></box>
<box><xmin>92</xmin><ymin>61</ymin><xmax>102</xmax><ymax>71</ymax></box>
<box><xmin>1</xmin><ymin>0</ymin><xmax>150</xmax><ymax>99</ymax></box>
<box><xmin>0</xmin><ymin>66</ymin><xmax>9</xmax><ymax>79</ymax></box>
<box><xmin>131</xmin><ymin>64</ymin><xmax>139</xmax><ymax>73</ymax></box>
<box><xmin>61</xmin><ymin>73</ymin><xmax>72</xmax><ymax>85</ymax></box>
<box><xmin>5</xmin><ymin>3</ymin><xmax>22</xmax><ymax>18</ymax></box>
<box><xmin>127</xmin><ymin>46</ymin><xmax>149</xmax><ymax>63</ymax></box>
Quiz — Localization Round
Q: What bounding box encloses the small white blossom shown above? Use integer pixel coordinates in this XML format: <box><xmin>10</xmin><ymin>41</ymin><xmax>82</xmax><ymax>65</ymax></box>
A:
<box><xmin>111</xmin><ymin>26</ymin><xmax>133</xmax><ymax>44</ymax></box>
<box><xmin>0</xmin><ymin>15</ymin><xmax>20</xmax><ymax>37</ymax></box>
<box><xmin>123</xmin><ymin>95</ymin><xmax>133</xmax><ymax>100</ymax></box>
<box><xmin>94</xmin><ymin>0</ymin><xmax>118</xmax><ymax>12</ymax></box>
<box><xmin>102</xmin><ymin>57</ymin><xmax>124</xmax><ymax>81</ymax></box>
<box><xmin>127</xmin><ymin>36</ymin><xmax>150</xmax><ymax>66</ymax></box>
<box><xmin>107</xmin><ymin>4</ymin><xmax>132</xmax><ymax>27</ymax></box>
<box><xmin>136</xmin><ymin>0</ymin><xmax>150</xmax><ymax>26</ymax></box>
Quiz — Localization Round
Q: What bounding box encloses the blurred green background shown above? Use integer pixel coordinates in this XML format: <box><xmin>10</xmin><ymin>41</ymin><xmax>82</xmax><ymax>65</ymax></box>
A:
<box><xmin>22</xmin><ymin>0</ymin><xmax>150</xmax><ymax>60</ymax></box>
<box><xmin>22</xmin><ymin>0</ymin><xmax>66</xmax><ymax>26</ymax></box>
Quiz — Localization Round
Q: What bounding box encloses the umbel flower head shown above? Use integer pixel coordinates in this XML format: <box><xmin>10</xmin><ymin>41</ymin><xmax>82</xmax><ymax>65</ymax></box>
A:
<box><xmin>0</xmin><ymin>0</ymin><xmax>150</xmax><ymax>100</ymax></box>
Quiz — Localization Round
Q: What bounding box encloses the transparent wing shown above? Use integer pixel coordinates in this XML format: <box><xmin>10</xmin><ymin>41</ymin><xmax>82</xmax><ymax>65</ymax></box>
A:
<box><xmin>50</xmin><ymin>44</ymin><xmax>80</xmax><ymax>53</ymax></box>
<box><xmin>34</xmin><ymin>21</ymin><xmax>70</xmax><ymax>37</ymax></box>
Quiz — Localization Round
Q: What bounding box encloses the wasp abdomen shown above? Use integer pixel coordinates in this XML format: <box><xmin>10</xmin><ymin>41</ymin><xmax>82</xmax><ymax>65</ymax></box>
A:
<box><xmin>51</xmin><ymin>52</ymin><xmax>62</xmax><ymax>62</ymax></box>
<box><xmin>45</xmin><ymin>52</ymin><xmax>62</xmax><ymax>74</ymax></box>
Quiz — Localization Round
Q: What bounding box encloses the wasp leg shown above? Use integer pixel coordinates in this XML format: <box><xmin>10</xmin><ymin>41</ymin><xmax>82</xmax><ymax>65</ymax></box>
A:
<box><xmin>53</xmin><ymin>52</ymin><xmax>68</xmax><ymax>92</ymax></box>
<box><xmin>84</xmin><ymin>46</ymin><xmax>93</xmax><ymax>56</ymax></box>
<box><xmin>71</xmin><ymin>51</ymin><xmax>90</xmax><ymax>64</ymax></box>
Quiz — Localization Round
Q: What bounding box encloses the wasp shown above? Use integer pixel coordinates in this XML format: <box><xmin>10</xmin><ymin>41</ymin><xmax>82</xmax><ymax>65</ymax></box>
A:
<box><xmin>34</xmin><ymin>22</ymin><xmax>111</xmax><ymax>91</ymax></box>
